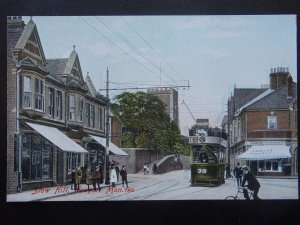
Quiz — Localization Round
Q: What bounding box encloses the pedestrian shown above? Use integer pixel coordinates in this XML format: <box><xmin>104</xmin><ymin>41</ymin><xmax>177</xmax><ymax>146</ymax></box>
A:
<box><xmin>241</xmin><ymin>166</ymin><xmax>261</xmax><ymax>200</ymax></box>
<box><xmin>146</xmin><ymin>165</ymin><xmax>150</xmax><ymax>175</ymax></box>
<box><xmin>115</xmin><ymin>162</ymin><xmax>120</xmax><ymax>182</ymax></box>
<box><xmin>93</xmin><ymin>166</ymin><xmax>101</xmax><ymax>191</ymax></box>
<box><xmin>120</xmin><ymin>165</ymin><xmax>128</xmax><ymax>188</ymax></box>
<box><xmin>233</xmin><ymin>162</ymin><xmax>243</xmax><ymax>187</ymax></box>
<box><xmin>71</xmin><ymin>167</ymin><xmax>76</xmax><ymax>190</ymax></box>
<box><xmin>110</xmin><ymin>165</ymin><xmax>117</xmax><ymax>187</ymax></box>
<box><xmin>75</xmin><ymin>166</ymin><xmax>82</xmax><ymax>190</ymax></box>
<box><xmin>85</xmin><ymin>165</ymin><xmax>93</xmax><ymax>191</ymax></box>
<box><xmin>143</xmin><ymin>163</ymin><xmax>147</xmax><ymax>175</ymax></box>
<box><xmin>225</xmin><ymin>164</ymin><xmax>232</xmax><ymax>178</ymax></box>
<box><xmin>152</xmin><ymin>163</ymin><xmax>158</xmax><ymax>175</ymax></box>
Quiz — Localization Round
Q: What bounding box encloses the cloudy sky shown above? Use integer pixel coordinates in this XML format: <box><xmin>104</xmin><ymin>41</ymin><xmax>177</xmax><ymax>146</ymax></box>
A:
<box><xmin>22</xmin><ymin>15</ymin><xmax>297</xmax><ymax>136</ymax></box>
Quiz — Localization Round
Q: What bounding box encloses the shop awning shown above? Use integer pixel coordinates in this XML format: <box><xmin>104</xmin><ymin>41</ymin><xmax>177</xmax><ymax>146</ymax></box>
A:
<box><xmin>26</xmin><ymin>122</ymin><xmax>88</xmax><ymax>153</ymax></box>
<box><xmin>236</xmin><ymin>145</ymin><xmax>291</xmax><ymax>161</ymax></box>
<box><xmin>89</xmin><ymin>135</ymin><xmax>128</xmax><ymax>156</ymax></box>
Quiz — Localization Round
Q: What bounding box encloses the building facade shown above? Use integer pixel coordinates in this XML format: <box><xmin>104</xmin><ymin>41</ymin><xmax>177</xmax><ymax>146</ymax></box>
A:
<box><xmin>227</xmin><ymin>68</ymin><xmax>297</xmax><ymax>176</ymax></box>
<box><xmin>6</xmin><ymin>17</ymin><xmax>128</xmax><ymax>193</ymax></box>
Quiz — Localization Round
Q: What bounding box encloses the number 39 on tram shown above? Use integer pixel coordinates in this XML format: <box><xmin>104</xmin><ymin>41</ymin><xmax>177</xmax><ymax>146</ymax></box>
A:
<box><xmin>189</xmin><ymin>129</ymin><xmax>227</xmax><ymax>186</ymax></box>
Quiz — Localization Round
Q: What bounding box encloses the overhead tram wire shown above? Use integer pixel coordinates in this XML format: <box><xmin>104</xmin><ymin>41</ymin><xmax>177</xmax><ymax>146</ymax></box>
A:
<box><xmin>121</xmin><ymin>16</ymin><xmax>185</xmax><ymax>85</ymax></box>
<box><xmin>96</xmin><ymin>16</ymin><xmax>178</xmax><ymax>86</ymax></box>
<box><xmin>78</xmin><ymin>16</ymin><xmax>160</xmax><ymax>80</ymax></box>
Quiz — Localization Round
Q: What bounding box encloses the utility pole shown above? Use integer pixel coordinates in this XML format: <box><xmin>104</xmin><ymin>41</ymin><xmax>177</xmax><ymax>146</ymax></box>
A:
<box><xmin>104</xmin><ymin>67</ymin><xmax>110</xmax><ymax>185</ymax></box>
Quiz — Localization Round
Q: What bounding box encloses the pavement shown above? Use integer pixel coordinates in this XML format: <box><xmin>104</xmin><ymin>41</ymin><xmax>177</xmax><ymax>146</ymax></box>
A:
<box><xmin>6</xmin><ymin>170</ymin><xmax>298</xmax><ymax>202</ymax></box>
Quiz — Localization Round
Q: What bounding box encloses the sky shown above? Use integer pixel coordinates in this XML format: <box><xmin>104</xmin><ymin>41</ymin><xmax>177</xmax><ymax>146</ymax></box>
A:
<box><xmin>22</xmin><ymin>15</ymin><xmax>297</xmax><ymax>136</ymax></box>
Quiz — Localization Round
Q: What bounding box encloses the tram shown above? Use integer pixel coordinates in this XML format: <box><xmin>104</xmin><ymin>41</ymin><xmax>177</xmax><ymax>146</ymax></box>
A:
<box><xmin>189</xmin><ymin>128</ymin><xmax>227</xmax><ymax>186</ymax></box>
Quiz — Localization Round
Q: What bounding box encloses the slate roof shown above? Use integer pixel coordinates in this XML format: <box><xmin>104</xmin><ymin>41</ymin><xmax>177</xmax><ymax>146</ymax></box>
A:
<box><xmin>246</xmin><ymin>83</ymin><xmax>297</xmax><ymax>110</ymax></box>
<box><xmin>46</xmin><ymin>58</ymin><xmax>68</xmax><ymax>81</ymax></box>
<box><xmin>233</xmin><ymin>88</ymin><xmax>268</xmax><ymax>110</ymax></box>
<box><xmin>235</xmin><ymin>82</ymin><xmax>297</xmax><ymax>115</ymax></box>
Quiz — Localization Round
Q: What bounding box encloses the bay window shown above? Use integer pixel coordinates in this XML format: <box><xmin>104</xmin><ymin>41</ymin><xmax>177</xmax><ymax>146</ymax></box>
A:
<box><xmin>48</xmin><ymin>88</ymin><xmax>54</xmax><ymax>118</ymax></box>
<box><xmin>69</xmin><ymin>94</ymin><xmax>76</xmax><ymax>121</ymax></box>
<box><xmin>34</xmin><ymin>78</ymin><xmax>44</xmax><ymax>111</ymax></box>
<box><xmin>55</xmin><ymin>90</ymin><xmax>62</xmax><ymax>119</ymax></box>
<box><xmin>23</xmin><ymin>76</ymin><xmax>32</xmax><ymax>108</ymax></box>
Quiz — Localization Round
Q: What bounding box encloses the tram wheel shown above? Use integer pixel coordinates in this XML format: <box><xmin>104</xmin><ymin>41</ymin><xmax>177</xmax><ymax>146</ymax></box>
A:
<box><xmin>225</xmin><ymin>196</ymin><xmax>239</xmax><ymax>200</ymax></box>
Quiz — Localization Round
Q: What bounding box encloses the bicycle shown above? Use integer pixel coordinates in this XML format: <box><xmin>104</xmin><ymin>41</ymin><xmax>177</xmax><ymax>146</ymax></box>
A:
<box><xmin>225</xmin><ymin>186</ymin><xmax>254</xmax><ymax>200</ymax></box>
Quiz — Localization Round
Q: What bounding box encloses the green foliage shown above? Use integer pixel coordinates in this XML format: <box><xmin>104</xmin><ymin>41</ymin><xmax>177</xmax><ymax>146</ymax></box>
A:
<box><xmin>112</xmin><ymin>91</ymin><xmax>188</xmax><ymax>153</ymax></box>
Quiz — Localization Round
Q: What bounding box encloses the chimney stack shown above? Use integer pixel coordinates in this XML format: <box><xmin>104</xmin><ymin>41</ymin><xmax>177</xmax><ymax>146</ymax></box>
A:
<box><xmin>269</xmin><ymin>67</ymin><xmax>290</xmax><ymax>90</ymax></box>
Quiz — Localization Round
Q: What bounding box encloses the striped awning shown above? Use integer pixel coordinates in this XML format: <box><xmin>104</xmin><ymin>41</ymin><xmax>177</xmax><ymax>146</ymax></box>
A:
<box><xmin>89</xmin><ymin>135</ymin><xmax>128</xmax><ymax>156</ymax></box>
<box><xmin>26</xmin><ymin>122</ymin><xmax>88</xmax><ymax>153</ymax></box>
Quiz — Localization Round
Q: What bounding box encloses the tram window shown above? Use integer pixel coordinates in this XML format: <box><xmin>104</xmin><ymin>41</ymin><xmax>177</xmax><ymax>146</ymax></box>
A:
<box><xmin>199</xmin><ymin>151</ymin><xmax>209</xmax><ymax>163</ymax></box>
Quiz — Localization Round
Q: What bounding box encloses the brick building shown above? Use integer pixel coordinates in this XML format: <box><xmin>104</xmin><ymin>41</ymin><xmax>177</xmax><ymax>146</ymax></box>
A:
<box><xmin>227</xmin><ymin>68</ymin><xmax>297</xmax><ymax>176</ymax></box>
<box><xmin>7</xmin><ymin>17</ymin><xmax>127</xmax><ymax>194</ymax></box>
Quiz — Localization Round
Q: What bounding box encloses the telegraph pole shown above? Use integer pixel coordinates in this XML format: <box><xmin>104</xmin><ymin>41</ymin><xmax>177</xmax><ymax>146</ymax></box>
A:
<box><xmin>104</xmin><ymin>67</ymin><xmax>110</xmax><ymax>185</ymax></box>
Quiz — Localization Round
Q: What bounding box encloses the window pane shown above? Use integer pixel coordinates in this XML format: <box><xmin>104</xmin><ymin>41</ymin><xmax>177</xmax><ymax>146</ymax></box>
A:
<box><xmin>22</xmin><ymin>134</ymin><xmax>31</xmax><ymax>180</ymax></box>
<box><xmin>24</xmin><ymin>76</ymin><xmax>31</xmax><ymax>92</ymax></box>
<box><xmin>266</xmin><ymin>161</ymin><xmax>271</xmax><ymax>170</ymax></box>
<box><xmin>272</xmin><ymin>161</ymin><xmax>279</xmax><ymax>171</ymax></box>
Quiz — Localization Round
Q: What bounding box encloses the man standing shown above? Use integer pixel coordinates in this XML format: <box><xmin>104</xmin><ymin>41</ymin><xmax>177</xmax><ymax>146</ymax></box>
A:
<box><xmin>241</xmin><ymin>166</ymin><xmax>261</xmax><ymax>200</ymax></box>
<box><xmin>120</xmin><ymin>165</ymin><xmax>129</xmax><ymax>188</ymax></box>
<box><xmin>233</xmin><ymin>162</ymin><xmax>243</xmax><ymax>186</ymax></box>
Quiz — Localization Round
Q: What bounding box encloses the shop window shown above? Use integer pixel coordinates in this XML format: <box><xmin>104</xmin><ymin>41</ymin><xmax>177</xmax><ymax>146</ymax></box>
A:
<box><xmin>266</xmin><ymin>161</ymin><xmax>272</xmax><ymax>170</ymax></box>
<box><xmin>259</xmin><ymin>161</ymin><xmax>264</xmax><ymax>171</ymax></box>
<box><xmin>272</xmin><ymin>161</ymin><xmax>279</xmax><ymax>171</ymax></box>
<box><xmin>67</xmin><ymin>152</ymin><xmax>78</xmax><ymax>172</ymax></box>
<box><xmin>21</xmin><ymin>133</ymin><xmax>53</xmax><ymax>181</ymax></box>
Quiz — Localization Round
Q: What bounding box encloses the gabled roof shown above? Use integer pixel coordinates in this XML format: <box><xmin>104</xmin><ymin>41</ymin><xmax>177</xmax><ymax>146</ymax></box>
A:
<box><xmin>233</xmin><ymin>88</ymin><xmax>268</xmax><ymax>110</ymax></box>
<box><xmin>64</xmin><ymin>50</ymin><xmax>84</xmax><ymax>84</ymax></box>
<box><xmin>14</xmin><ymin>20</ymin><xmax>47</xmax><ymax>66</ymax></box>
<box><xmin>235</xmin><ymin>82</ymin><xmax>297</xmax><ymax>116</ymax></box>
<box><xmin>85</xmin><ymin>74</ymin><xmax>98</xmax><ymax>97</ymax></box>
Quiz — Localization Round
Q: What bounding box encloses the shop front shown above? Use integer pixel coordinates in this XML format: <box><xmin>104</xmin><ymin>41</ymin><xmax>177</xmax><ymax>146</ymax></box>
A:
<box><xmin>21</xmin><ymin>122</ymin><xmax>88</xmax><ymax>190</ymax></box>
<box><xmin>236</xmin><ymin>145</ymin><xmax>292</xmax><ymax>176</ymax></box>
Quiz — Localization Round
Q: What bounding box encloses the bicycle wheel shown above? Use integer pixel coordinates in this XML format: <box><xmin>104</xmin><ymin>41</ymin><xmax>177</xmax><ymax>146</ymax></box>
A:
<box><xmin>225</xmin><ymin>196</ymin><xmax>239</xmax><ymax>200</ymax></box>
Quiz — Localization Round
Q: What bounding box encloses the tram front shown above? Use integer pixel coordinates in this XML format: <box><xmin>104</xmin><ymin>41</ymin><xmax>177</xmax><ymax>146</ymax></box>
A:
<box><xmin>189</xmin><ymin>133</ymin><xmax>227</xmax><ymax>186</ymax></box>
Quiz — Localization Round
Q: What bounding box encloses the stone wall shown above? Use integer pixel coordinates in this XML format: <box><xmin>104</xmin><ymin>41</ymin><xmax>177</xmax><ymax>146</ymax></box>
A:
<box><xmin>110</xmin><ymin>148</ymin><xmax>166</xmax><ymax>174</ymax></box>
<box><xmin>110</xmin><ymin>148</ymin><xmax>190</xmax><ymax>174</ymax></box>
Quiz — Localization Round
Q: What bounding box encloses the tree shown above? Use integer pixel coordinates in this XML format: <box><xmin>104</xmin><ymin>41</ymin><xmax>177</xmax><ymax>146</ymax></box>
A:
<box><xmin>112</xmin><ymin>91</ymin><xmax>183</xmax><ymax>153</ymax></box>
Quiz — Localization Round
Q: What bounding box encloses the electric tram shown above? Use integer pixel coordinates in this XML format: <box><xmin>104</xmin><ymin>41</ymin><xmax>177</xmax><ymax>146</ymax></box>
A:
<box><xmin>189</xmin><ymin>128</ymin><xmax>227</xmax><ymax>186</ymax></box>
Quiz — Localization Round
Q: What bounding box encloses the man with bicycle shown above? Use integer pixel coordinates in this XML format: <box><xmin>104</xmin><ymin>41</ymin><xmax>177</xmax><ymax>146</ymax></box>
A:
<box><xmin>241</xmin><ymin>166</ymin><xmax>261</xmax><ymax>200</ymax></box>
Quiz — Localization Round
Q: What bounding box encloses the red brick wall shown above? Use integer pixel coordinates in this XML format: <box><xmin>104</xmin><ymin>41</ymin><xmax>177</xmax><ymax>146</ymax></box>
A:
<box><xmin>246</xmin><ymin>110</ymin><xmax>290</xmax><ymax>131</ymax></box>
<box><xmin>7</xmin><ymin>61</ymin><xmax>18</xmax><ymax>193</ymax></box>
